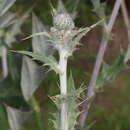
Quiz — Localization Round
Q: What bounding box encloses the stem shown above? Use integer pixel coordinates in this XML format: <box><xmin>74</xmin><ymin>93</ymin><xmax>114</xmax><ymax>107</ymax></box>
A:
<box><xmin>30</xmin><ymin>96</ymin><xmax>44</xmax><ymax>130</ymax></box>
<box><xmin>59</xmin><ymin>48</ymin><xmax>68</xmax><ymax>130</ymax></box>
<box><xmin>121</xmin><ymin>0</ymin><xmax>130</xmax><ymax>43</ymax></box>
<box><xmin>1</xmin><ymin>47</ymin><xmax>8</xmax><ymax>78</ymax></box>
<box><xmin>79</xmin><ymin>0</ymin><xmax>122</xmax><ymax>127</ymax></box>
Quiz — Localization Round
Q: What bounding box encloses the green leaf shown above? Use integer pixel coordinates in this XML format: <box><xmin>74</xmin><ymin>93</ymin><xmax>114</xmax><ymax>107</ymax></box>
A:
<box><xmin>32</xmin><ymin>14</ymin><xmax>54</xmax><ymax>56</ymax></box>
<box><xmin>91</xmin><ymin>0</ymin><xmax>106</xmax><ymax>19</ymax></box>
<box><xmin>0</xmin><ymin>0</ymin><xmax>16</xmax><ymax>16</ymax></box>
<box><xmin>18</xmin><ymin>51</ymin><xmax>60</xmax><ymax>73</ymax></box>
<box><xmin>6</xmin><ymin>106</ymin><xmax>32</xmax><ymax>130</ymax></box>
<box><xmin>96</xmin><ymin>51</ymin><xmax>127</xmax><ymax>91</ymax></box>
<box><xmin>67</xmin><ymin>74</ymin><xmax>82</xmax><ymax>130</ymax></box>
<box><xmin>67</xmin><ymin>73</ymin><xmax>75</xmax><ymax>93</ymax></box>
<box><xmin>21</xmin><ymin>56</ymin><xmax>47</xmax><ymax>101</ymax></box>
<box><xmin>51</xmin><ymin>74</ymin><xmax>83</xmax><ymax>130</ymax></box>
<box><xmin>51</xmin><ymin>113</ymin><xmax>60</xmax><ymax>130</ymax></box>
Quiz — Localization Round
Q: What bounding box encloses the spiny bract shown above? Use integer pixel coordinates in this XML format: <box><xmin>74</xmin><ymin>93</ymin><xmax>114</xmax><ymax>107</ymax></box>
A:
<box><xmin>53</xmin><ymin>13</ymin><xmax>75</xmax><ymax>30</ymax></box>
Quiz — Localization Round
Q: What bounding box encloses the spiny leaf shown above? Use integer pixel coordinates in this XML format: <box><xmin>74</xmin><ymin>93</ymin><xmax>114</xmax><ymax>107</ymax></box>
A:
<box><xmin>70</xmin><ymin>19</ymin><xmax>104</xmax><ymax>52</ymax></box>
<box><xmin>51</xmin><ymin>113</ymin><xmax>60</xmax><ymax>130</ymax></box>
<box><xmin>51</xmin><ymin>73</ymin><xmax>83</xmax><ymax>130</ymax></box>
<box><xmin>96</xmin><ymin>51</ymin><xmax>127</xmax><ymax>91</ymax></box>
<box><xmin>22</xmin><ymin>31</ymin><xmax>51</xmax><ymax>41</ymax></box>
<box><xmin>67</xmin><ymin>73</ymin><xmax>75</xmax><ymax>93</ymax></box>
<box><xmin>18</xmin><ymin>51</ymin><xmax>60</xmax><ymax>73</ymax></box>
<box><xmin>91</xmin><ymin>0</ymin><xmax>106</xmax><ymax>19</ymax></box>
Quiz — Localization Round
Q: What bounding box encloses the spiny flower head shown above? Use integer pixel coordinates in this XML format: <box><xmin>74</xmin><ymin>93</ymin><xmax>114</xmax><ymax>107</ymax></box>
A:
<box><xmin>53</xmin><ymin>13</ymin><xmax>75</xmax><ymax>30</ymax></box>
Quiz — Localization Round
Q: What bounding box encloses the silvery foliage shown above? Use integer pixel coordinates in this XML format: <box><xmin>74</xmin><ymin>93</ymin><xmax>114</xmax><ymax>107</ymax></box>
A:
<box><xmin>6</xmin><ymin>106</ymin><xmax>32</xmax><ymax>130</ymax></box>
<box><xmin>9</xmin><ymin>1</ymin><xmax>82</xmax><ymax>130</ymax></box>
<box><xmin>18</xmin><ymin>1</ymin><xmax>102</xmax><ymax>130</ymax></box>
<box><xmin>21</xmin><ymin>56</ymin><xmax>46</xmax><ymax>102</ymax></box>
<box><xmin>90</xmin><ymin>0</ymin><xmax>130</xmax><ymax>92</ymax></box>
<box><xmin>0</xmin><ymin>1</ymin><xmax>35</xmax><ymax>130</ymax></box>
<box><xmin>5</xmin><ymin>8</ymin><xmax>32</xmax><ymax>47</ymax></box>
<box><xmin>0</xmin><ymin>0</ymin><xmax>16</xmax><ymax>16</ymax></box>
<box><xmin>0</xmin><ymin>0</ymin><xmax>16</xmax><ymax>55</ymax></box>
<box><xmin>20</xmin><ymin>0</ymin><xmax>81</xmax><ymax>103</ymax></box>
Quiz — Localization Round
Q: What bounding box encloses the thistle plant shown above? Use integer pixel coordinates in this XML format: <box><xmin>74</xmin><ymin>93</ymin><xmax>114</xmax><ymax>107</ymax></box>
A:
<box><xmin>79</xmin><ymin>0</ymin><xmax>130</xmax><ymax>128</ymax></box>
<box><xmin>1</xmin><ymin>0</ymin><xmax>129</xmax><ymax>129</ymax></box>
<box><xmin>18</xmin><ymin>1</ymin><xmax>102</xmax><ymax>130</ymax></box>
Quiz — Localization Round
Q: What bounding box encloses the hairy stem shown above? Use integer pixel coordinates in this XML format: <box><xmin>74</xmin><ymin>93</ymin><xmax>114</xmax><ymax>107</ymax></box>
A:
<box><xmin>30</xmin><ymin>96</ymin><xmax>44</xmax><ymax>130</ymax></box>
<box><xmin>79</xmin><ymin>0</ymin><xmax>122</xmax><ymax>127</ymax></box>
<box><xmin>121</xmin><ymin>0</ymin><xmax>130</xmax><ymax>43</ymax></box>
<box><xmin>59</xmin><ymin>48</ymin><xmax>68</xmax><ymax>130</ymax></box>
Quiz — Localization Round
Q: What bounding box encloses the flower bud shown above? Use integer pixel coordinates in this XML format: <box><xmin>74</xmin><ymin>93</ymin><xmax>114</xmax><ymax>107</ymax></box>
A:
<box><xmin>53</xmin><ymin>13</ymin><xmax>75</xmax><ymax>30</ymax></box>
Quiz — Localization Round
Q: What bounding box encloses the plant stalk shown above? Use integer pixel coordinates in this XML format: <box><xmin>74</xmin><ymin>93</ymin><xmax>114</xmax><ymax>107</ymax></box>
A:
<box><xmin>79</xmin><ymin>0</ymin><xmax>122</xmax><ymax>127</ymax></box>
<box><xmin>59</xmin><ymin>48</ymin><xmax>68</xmax><ymax>130</ymax></box>
<box><xmin>121</xmin><ymin>0</ymin><xmax>130</xmax><ymax>43</ymax></box>
<box><xmin>30</xmin><ymin>96</ymin><xmax>44</xmax><ymax>130</ymax></box>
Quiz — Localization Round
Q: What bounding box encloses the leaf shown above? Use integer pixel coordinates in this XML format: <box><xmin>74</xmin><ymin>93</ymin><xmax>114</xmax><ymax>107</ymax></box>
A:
<box><xmin>91</xmin><ymin>0</ymin><xmax>100</xmax><ymax>8</ymax></box>
<box><xmin>23</xmin><ymin>31</ymin><xmax>51</xmax><ymax>41</ymax></box>
<box><xmin>5</xmin><ymin>8</ymin><xmax>31</xmax><ymax>47</ymax></box>
<box><xmin>0</xmin><ymin>11</ymin><xmax>16</xmax><ymax>29</ymax></box>
<box><xmin>32</xmin><ymin>14</ymin><xmax>54</xmax><ymax>56</ymax></box>
<box><xmin>91</xmin><ymin>0</ymin><xmax>106</xmax><ymax>19</ymax></box>
<box><xmin>67</xmin><ymin>73</ymin><xmax>75</xmax><ymax>93</ymax></box>
<box><xmin>51</xmin><ymin>113</ymin><xmax>60</xmax><ymax>130</ymax></box>
<box><xmin>0</xmin><ymin>53</ymin><xmax>29</xmax><ymax>109</ymax></box>
<box><xmin>67</xmin><ymin>74</ymin><xmax>81</xmax><ymax>130</ymax></box>
<box><xmin>69</xmin><ymin>19</ymin><xmax>103</xmax><ymax>54</ymax></box>
<box><xmin>21</xmin><ymin>56</ymin><xmax>47</xmax><ymax>101</ymax></box>
<box><xmin>0</xmin><ymin>105</ymin><xmax>9</xmax><ymax>130</ymax></box>
<box><xmin>51</xmin><ymin>74</ymin><xmax>83</xmax><ymax>130</ymax></box>
<box><xmin>124</xmin><ymin>44</ymin><xmax>130</xmax><ymax>63</ymax></box>
<box><xmin>96</xmin><ymin>51</ymin><xmax>127</xmax><ymax>91</ymax></box>
<box><xmin>6</xmin><ymin>106</ymin><xmax>32</xmax><ymax>130</ymax></box>
<box><xmin>57</xmin><ymin>0</ymin><xmax>67</xmax><ymax>14</ymax></box>
<box><xmin>18</xmin><ymin>51</ymin><xmax>60</xmax><ymax>73</ymax></box>
<box><xmin>0</xmin><ymin>0</ymin><xmax>16</xmax><ymax>16</ymax></box>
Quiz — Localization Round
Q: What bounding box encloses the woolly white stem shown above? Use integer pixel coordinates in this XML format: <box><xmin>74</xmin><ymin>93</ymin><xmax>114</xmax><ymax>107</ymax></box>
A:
<box><xmin>59</xmin><ymin>48</ymin><xmax>68</xmax><ymax>130</ymax></box>
<box><xmin>1</xmin><ymin>47</ymin><xmax>8</xmax><ymax>78</ymax></box>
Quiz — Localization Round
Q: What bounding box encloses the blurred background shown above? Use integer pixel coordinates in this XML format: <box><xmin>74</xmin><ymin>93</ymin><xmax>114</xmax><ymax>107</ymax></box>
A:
<box><xmin>1</xmin><ymin>0</ymin><xmax>130</xmax><ymax>130</ymax></box>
